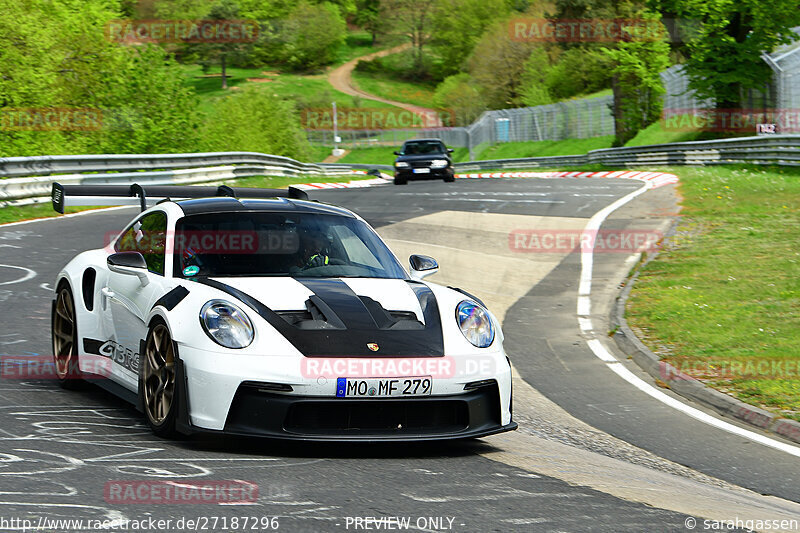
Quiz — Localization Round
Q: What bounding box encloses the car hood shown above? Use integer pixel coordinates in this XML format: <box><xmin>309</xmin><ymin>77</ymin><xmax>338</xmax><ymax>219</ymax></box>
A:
<box><xmin>195</xmin><ymin>276</ymin><xmax>445</xmax><ymax>357</ymax></box>
<box><xmin>395</xmin><ymin>153</ymin><xmax>450</xmax><ymax>163</ymax></box>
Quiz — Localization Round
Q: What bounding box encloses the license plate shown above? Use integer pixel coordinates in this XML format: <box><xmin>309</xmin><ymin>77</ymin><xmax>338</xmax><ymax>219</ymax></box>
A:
<box><xmin>336</xmin><ymin>377</ymin><xmax>432</xmax><ymax>398</ymax></box>
<box><xmin>412</xmin><ymin>168</ymin><xmax>430</xmax><ymax>174</ymax></box>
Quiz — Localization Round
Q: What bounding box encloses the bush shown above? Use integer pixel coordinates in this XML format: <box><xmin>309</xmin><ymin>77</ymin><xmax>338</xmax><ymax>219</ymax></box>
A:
<box><xmin>433</xmin><ymin>74</ymin><xmax>487</xmax><ymax>126</ymax></box>
<box><xmin>200</xmin><ymin>88</ymin><xmax>311</xmax><ymax>160</ymax></box>
<box><xmin>545</xmin><ymin>48</ymin><xmax>612</xmax><ymax>100</ymax></box>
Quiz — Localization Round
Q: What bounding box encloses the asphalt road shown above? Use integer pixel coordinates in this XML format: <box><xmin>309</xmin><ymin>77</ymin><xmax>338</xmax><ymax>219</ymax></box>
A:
<box><xmin>0</xmin><ymin>177</ymin><xmax>796</xmax><ymax>532</ymax></box>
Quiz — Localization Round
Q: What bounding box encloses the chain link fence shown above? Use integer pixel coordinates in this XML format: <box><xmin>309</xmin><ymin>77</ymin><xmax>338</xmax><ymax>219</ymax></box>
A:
<box><xmin>307</xmin><ymin>94</ymin><xmax>615</xmax><ymax>159</ymax></box>
<box><xmin>309</xmin><ymin>35</ymin><xmax>800</xmax><ymax>159</ymax></box>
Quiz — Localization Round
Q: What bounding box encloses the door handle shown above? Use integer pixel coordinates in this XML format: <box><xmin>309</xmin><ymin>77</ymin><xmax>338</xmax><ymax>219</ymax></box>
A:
<box><xmin>101</xmin><ymin>287</ymin><xmax>115</xmax><ymax>310</ymax></box>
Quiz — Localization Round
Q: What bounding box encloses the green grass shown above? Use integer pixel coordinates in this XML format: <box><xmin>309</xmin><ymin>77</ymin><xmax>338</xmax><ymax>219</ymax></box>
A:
<box><xmin>182</xmin><ymin>65</ymin><xmax>398</xmax><ymax>115</ymax></box>
<box><xmin>625</xmin><ymin>165</ymin><xmax>800</xmax><ymax>421</ymax></box>
<box><xmin>0</xmin><ymin>203</ymin><xmax>99</xmax><ymax>225</ymax></box>
<box><xmin>474</xmin><ymin>136</ymin><xmax>615</xmax><ymax>160</ymax></box>
<box><xmin>625</xmin><ymin>115</ymin><xmax>706</xmax><ymax>147</ymax></box>
<box><xmin>308</xmin><ymin>145</ymin><xmax>336</xmax><ymax>163</ymax></box>
<box><xmin>0</xmin><ymin>174</ymin><xmax>372</xmax><ymax>226</ymax></box>
<box><xmin>350</xmin><ymin>70</ymin><xmax>437</xmax><ymax>108</ymax></box>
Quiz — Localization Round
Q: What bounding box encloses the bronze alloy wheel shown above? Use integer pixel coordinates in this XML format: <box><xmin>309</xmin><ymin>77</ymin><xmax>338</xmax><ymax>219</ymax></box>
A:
<box><xmin>52</xmin><ymin>287</ymin><xmax>78</xmax><ymax>383</ymax></box>
<box><xmin>143</xmin><ymin>323</ymin><xmax>176</xmax><ymax>426</ymax></box>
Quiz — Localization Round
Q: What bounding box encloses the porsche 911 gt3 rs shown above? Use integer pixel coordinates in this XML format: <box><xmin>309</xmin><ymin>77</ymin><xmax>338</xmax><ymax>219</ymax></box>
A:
<box><xmin>50</xmin><ymin>183</ymin><xmax>516</xmax><ymax>441</ymax></box>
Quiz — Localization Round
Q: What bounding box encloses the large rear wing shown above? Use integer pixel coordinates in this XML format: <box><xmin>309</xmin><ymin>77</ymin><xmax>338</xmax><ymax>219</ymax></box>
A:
<box><xmin>51</xmin><ymin>183</ymin><xmax>309</xmax><ymax>213</ymax></box>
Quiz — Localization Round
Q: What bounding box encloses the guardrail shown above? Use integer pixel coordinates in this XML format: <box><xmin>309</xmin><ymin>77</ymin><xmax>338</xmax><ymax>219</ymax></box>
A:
<box><xmin>0</xmin><ymin>151</ymin><xmax>333</xmax><ymax>179</ymax></box>
<box><xmin>2</xmin><ymin>134</ymin><xmax>799</xmax><ymax>205</ymax></box>
<box><xmin>0</xmin><ymin>155</ymin><xmax>377</xmax><ymax>206</ymax></box>
<box><xmin>452</xmin><ymin>134</ymin><xmax>800</xmax><ymax>171</ymax></box>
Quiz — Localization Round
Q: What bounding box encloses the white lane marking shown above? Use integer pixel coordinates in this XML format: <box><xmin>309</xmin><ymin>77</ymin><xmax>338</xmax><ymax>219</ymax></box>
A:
<box><xmin>0</xmin><ymin>264</ymin><xmax>36</xmax><ymax>286</ymax></box>
<box><xmin>605</xmin><ymin>362</ymin><xmax>800</xmax><ymax>457</ymax></box>
<box><xmin>39</xmin><ymin>282</ymin><xmax>52</xmax><ymax>291</ymax></box>
<box><xmin>579</xmin><ymin>184</ymin><xmax>800</xmax><ymax>458</ymax></box>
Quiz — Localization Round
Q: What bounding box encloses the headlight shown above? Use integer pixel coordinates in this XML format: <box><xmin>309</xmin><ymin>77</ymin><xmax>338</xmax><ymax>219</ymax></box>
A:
<box><xmin>395</xmin><ymin>161</ymin><xmax>410</xmax><ymax>168</ymax></box>
<box><xmin>430</xmin><ymin>159</ymin><xmax>449</xmax><ymax>169</ymax></box>
<box><xmin>456</xmin><ymin>300</ymin><xmax>494</xmax><ymax>348</ymax></box>
<box><xmin>200</xmin><ymin>300</ymin><xmax>254</xmax><ymax>349</ymax></box>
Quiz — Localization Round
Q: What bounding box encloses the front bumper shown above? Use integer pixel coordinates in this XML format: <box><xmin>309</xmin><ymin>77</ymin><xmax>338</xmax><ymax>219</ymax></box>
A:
<box><xmin>177</xmin><ymin>343</ymin><xmax>514</xmax><ymax>441</ymax></box>
<box><xmin>216</xmin><ymin>381</ymin><xmax>516</xmax><ymax>441</ymax></box>
<box><xmin>395</xmin><ymin>167</ymin><xmax>454</xmax><ymax>180</ymax></box>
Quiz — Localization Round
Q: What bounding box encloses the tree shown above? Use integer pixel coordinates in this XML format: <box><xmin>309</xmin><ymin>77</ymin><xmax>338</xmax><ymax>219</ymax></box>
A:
<box><xmin>182</xmin><ymin>0</ymin><xmax>254</xmax><ymax>89</ymax></box>
<box><xmin>0</xmin><ymin>0</ymin><xmax>200</xmax><ymax>156</ymax></box>
<box><xmin>656</xmin><ymin>0</ymin><xmax>800</xmax><ymax>109</ymax></box>
<box><xmin>601</xmin><ymin>11</ymin><xmax>670</xmax><ymax>145</ymax></box>
<box><xmin>467</xmin><ymin>21</ymin><xmax>534</xmax><ymax>108</ymax></box>
<box><xmin>380</xmin><ymin>0</ymin><xmax>436</xmax><ymax>74</ymax></box>
<box><xmin>519</xmin><ymin>47</ymin><xmax>553</xmax><ymax>107</ymax></box>
<box><xmin>433</xmin><ymin>73</ymin><xmax>488</xmax><ymax>125</ymax></box>
<box><xmin>277</xmin><ymin>1</ymin><xmax>346</xmax><ymax>70</ymax></box>
<box><xmin>429</xmin><ymin>0</ymin><xmax>509</xmax><ymax>77</ymax></box>
<box><xmin>354</xmin><ymin>0</ymin><xmax>381</xmax><ymax>45</ymax></box>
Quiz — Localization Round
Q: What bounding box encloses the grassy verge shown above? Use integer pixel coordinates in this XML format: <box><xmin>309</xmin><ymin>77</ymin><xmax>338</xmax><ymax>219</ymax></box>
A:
<box><xmin>626</xmin><ymin>165</ymin><xmax>800</xmax><ymax>421</ymax></box>
<box><xmin>0</xmin><ymin>174</ymin><xmax>372</xmax><ymax>226</ymax></box>
<box><xmin>474</xmin><ymin>136</ymin><xmax>615</xmax><ymax>160</ymax></box>
<box><xmin>350</xmin><ymin>70</ymin><xmax>437</xmax><ymax>108</ymax></box>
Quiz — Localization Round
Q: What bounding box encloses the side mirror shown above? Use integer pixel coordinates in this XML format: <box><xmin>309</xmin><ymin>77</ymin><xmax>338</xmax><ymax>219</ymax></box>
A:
<box><xmin>447</xmin><ymin>148</ymin><xmax>454</xmax><ymax>153</ymax></box>
<box><xmin>393</xmin><ymin>151</ymin><xmax>402</xmax><ymax>156</ymax></box>
<box><xmin>409</xmin><ymin>254</ymin><xmax>438</xmax><ymax>280</ymax></box>
<box><xmin>108</xmin><ymin>252</ymin><xmax>149</xmax><ymax>286</ymax></box>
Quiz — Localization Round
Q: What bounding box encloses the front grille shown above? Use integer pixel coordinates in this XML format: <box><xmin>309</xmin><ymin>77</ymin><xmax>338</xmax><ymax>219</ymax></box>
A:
<box><xmin>223</xmin><ymin>383</ymin><xmax>502</xmax><ymax>439</ymax></box>
<box><xmin>284</xmin><ymin>399</ymin><xmax>468</xmax><ymax>434</ymax></box>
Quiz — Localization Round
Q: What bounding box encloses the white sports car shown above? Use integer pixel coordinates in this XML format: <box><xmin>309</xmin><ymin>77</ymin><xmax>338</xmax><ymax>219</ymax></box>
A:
<box><xmin>50</xmin><ymin>183</ymin><xmax>516</xmax><ymax>440</ymax></box>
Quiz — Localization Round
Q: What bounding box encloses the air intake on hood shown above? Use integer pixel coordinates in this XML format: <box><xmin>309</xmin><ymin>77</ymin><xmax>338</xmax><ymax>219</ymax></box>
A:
<box><xmin>276</xmin><ymin>295</ymin><xmax>422</xmax><ymax>331</ymax></box>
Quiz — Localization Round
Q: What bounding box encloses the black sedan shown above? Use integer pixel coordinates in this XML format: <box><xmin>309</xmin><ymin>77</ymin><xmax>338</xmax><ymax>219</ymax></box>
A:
<box><xmin>393</xmin><ymin>139</ymin><xmax>455</xmax><ymax>185</ymax></box>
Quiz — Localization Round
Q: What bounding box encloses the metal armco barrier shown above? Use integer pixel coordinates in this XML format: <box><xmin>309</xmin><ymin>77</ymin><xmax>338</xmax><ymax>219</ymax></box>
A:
<box><xmin>2</xmin><ymin>134</ymin><xmax>799</xmax><ymax>204</ymax></box>
<box><xmin>0</xmin><ymin>157</ymin><xmax>369</xmax><ymax>205</ymax></box>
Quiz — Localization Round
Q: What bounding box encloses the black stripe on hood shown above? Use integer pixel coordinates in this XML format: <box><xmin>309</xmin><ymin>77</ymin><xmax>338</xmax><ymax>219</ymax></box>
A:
<box><xmin>194</xmin><ymin>278</ymin><xmax>444</xmax><ymax>358</ymax></box>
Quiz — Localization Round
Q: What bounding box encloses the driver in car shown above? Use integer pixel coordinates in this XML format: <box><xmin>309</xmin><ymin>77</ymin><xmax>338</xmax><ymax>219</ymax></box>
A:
<box><xmin>300</xmin><ymin>232</ymin><xmax>330</xmax><ymax>268</ymax></box>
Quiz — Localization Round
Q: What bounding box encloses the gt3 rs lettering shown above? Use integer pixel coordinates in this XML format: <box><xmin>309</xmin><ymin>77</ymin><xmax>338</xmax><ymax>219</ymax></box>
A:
<box><xmin>84</xmin><ymin>338</ymin><xmax>139</xmax><ymax>373</ymax></box>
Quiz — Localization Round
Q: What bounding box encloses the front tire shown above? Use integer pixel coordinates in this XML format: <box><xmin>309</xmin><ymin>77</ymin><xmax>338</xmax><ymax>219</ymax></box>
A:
<box><xmin>52</xmin><ymin>284</ymin><xmax>83</xmax><ymax>389</ymax></box>
<box><xmin>394</xmin><ymin>175</ymin><xmax>408</xmax><ymax>185</ymax></box>
<box><xmin>141</xmin><ymin>320</ymin><xmax>179</xmax><ymax>438</ymax></box>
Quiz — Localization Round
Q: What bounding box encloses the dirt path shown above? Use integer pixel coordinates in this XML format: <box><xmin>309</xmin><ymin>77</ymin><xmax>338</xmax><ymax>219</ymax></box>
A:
<box><xmin>328</xmin><ymin>43</ymin><xmax>442</xmax><ymax>127</ymax></box>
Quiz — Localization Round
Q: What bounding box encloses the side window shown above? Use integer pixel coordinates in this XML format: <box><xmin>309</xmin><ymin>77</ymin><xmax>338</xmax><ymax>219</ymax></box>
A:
<box><xmin>114</xmin><ymin>212</ymin><xmax>167</xmax><ymax>276</ymax></box>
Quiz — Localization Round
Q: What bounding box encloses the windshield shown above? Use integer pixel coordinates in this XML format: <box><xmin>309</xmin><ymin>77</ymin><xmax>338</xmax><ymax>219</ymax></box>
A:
<box><xmin>402</xmin><ymin>141</ymin><xmax>446</xmax><ymax>155</ymax></box>
<box><xmin>173</xmin><ymin>211</ymin><xmax>407</xmax><ymax>279</ymax></box>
